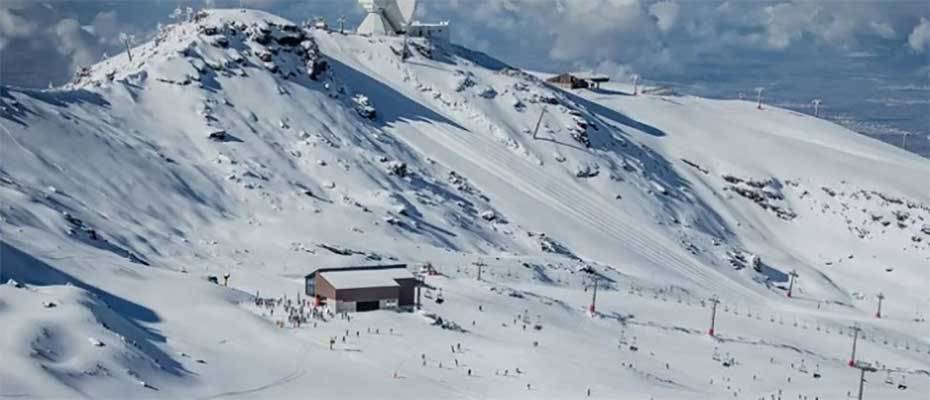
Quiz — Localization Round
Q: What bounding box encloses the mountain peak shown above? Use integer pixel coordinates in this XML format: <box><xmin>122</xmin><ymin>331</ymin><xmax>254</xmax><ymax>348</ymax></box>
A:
<box><xmin>2</xmin><ymin>6</ymin><xmax>928</xmax><ymax>398</ymax></box>
<box><xmin>68</xmin><ymin>9</ymin><xmax>322</xmax><ymax>89</ymax></box>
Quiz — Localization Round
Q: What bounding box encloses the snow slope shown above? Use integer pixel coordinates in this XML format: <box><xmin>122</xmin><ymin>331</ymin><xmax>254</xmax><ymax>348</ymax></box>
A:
<box><xmin>1</xmin><ymin>9</ymin><xmax>927</xmax><ymax>399</ymax></box>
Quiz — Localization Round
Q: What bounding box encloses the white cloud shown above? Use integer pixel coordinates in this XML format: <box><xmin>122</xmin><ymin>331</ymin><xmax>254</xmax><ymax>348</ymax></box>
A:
<box><xmin>759</xmin><ymin>2</ymin><xmax>813</xmax><ymax>50</ymax></box>
<box><xmin>0</xmin><ymin>5</ymin><xmax>36</xmax><ymax>50</ymax></box>
<box><xmin>589</xmin><ymin>60</ymin><xmax>636</xmax><ymax>81</ymax></box>
<box><xmin>0</xmin><ymin>2</ymin><xmax>149</xmax><ymax>87</ymax></box>
<box><xmin>92</xmin><ymin>11</ymin><xmax>121</xmax><ymax>45</ymax></box>
<box><xmin>410</xmin><ymin>0</ymin><xmax>930</xmax><ymax>84</ymax></box>
<box><xmin>908</xmin><ymin>18</ymin><xmax>930</xmax><ymax>53</ymax></box>
<box><xmin>54</xmin><ymin>18</ymin><xmax>102</xmax><ymax>72</ymax></box>
<box><xmin>649</xmin><ymin>1</ymin><xmax>680</xmax><ymax>33</ymax></box>
<box><xmin>1</xmin><ymin>0</ymin><xmax>928</xmax><ymax>88</ymax></box>
<box><xmin>869</xmin><ymin>20</ymin><xmax>896</xmax><ymax>39</ymax></box>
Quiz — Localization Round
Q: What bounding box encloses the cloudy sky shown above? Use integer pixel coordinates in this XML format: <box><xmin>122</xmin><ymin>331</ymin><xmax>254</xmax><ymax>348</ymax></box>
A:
<box><xmin>2</xmin><ymin>0</ymin><xmax>928</xmax><ymax>153</ymax></box>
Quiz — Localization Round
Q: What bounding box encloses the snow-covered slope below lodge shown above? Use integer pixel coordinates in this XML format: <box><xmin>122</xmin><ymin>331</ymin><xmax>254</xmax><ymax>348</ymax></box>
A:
<box><xmin>1</xmin><ymin>9</ymin><xmax>927</xmax><ymax>400</ymax></box>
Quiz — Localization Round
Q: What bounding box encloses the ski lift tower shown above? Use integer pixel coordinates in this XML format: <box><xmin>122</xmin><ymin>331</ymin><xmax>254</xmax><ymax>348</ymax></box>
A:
<box><xmin>585</xmin><ymin>275</ymin><xmax>600</xmax><ymax>315</ymax></box>
<box><xmin>755</xmin><ymin>87</ymin><xmax>765</xmax><ymax>110</ymax></box>
<box><xmin>853</xmin><ymin>361</ymin><xmax>878</xmax><ymax>400</ymax></box>
<box><xmin>875</xmin><ymin>293</ymin><xmax>885</xmax><ymax>319</ymax></box>
<box><xmin>415</xmin><ymin>271</ymin><xmax>425</xmax><ymax>310</ymax></box>
<box><xmin>708</xmin><ymin>296</ymin><xmax>720</xmax><ymax>336</ymax></box>
<box><xmin>531</xmin><ymin>106</ymin><xmax>547</xmax><ymax>140</ymax></box>
<box><xmin>786</xmin><ymin>270</ymin><xmax>799</xmax><ymax>298</ymax></box>
<box><xmin>848</xmin><ymin>325</ymin><xmax>862</xmax><ymax>366</ymax></box>
<box><xmin>811</xmin><ymin>98</ymin><xmax>822</xmax><ymax>117</ymax></box>
<box><xmin>898</xmin><ymin>132</ymin><xmax>911</xmax><ymax>152</ymax></box>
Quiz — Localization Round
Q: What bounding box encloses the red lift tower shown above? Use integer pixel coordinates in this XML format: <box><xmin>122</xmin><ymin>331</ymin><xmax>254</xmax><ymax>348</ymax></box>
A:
<box><xmin>708</xmin><ymin>296</ymin><xmax>720</xmax><ymax>337</ymax></box>
<box><xmin>848</xmin><ymin>325</ymin><xmax>861</xmax><ymax>367</ymax></box>
<box><xmin>587</xmin><ymin>277</ymin><xmax>599</xmax><ymax>315</ymax></box>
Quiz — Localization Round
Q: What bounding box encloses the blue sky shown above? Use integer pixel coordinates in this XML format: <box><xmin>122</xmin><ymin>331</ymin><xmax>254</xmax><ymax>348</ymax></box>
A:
<box><xmin>2</xmin><ymin>0</ymin><xmax>928</xmax><ymax>154</ymax></box>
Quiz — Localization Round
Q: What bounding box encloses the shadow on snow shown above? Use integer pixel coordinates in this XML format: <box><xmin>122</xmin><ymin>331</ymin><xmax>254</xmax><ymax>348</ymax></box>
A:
<box><xmin>0</xmin><ymin>240</ymin><xmax>190</xmax><ymax>377</ymax></box>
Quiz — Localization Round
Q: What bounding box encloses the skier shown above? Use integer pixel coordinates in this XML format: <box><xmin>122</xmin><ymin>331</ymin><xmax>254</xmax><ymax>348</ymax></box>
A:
<box><xmin>467</xmin><ymin>369</ymin><xmax>471</xmax><ymax>376</ymax></box>
<box><xmin>329</xmin><ymin>337</ymin><xmax>335</xmax><ymax>350</ymax></box>
<box><xmin>223</xmin><ymin>273</ymin><xmax>230</xmax><ymax>287</ymax></box>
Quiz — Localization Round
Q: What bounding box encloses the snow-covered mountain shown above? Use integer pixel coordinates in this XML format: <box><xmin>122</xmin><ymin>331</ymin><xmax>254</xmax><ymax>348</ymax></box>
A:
<box><xmin>1</xmin><ymin>9</ymin><xmax>927</xmax><ymax>399</ymax></box>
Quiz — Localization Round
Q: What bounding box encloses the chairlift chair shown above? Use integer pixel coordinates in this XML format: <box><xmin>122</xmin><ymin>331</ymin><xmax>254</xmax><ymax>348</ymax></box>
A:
<box><xmin>898</xmin><ymin>374</ymin><xmax>908</xmax><ymax>390</ymax></box>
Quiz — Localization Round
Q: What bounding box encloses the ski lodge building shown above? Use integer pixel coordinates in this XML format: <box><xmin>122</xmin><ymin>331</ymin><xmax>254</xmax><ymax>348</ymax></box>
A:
<box><xmin>546</xmin><ymin>73</ymin><xmax>589</xmax><ymax>89</ymax></box>
<box><xmin>304</xmin><ymin>264</ymin><xmax>417</xmax><ymax>312</ymax></box>
<box><xmin>545</xmin><ymin>73</ymin><xmax>610</xmax><ymax>90</ymax></box>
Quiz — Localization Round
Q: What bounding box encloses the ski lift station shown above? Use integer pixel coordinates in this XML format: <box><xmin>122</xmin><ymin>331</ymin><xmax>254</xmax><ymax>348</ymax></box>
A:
<box><xmin>546</xmin><ymin>73</ymin><xmax>611</xmax><ymax>90</ymax></box>
<box><xmin>577</xmin><ymin>73</ymin><xmax>610</xmax><ymax>89</ymax></box>
<box><xmin>356</xmin><ymin>0</ymin><xmax>450</xmax><ymax>42</ymax></box>
<box><xmin>304</xmin><ymin>265</ymin><xmax>417</xmax><ymax>312</ymax></box>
